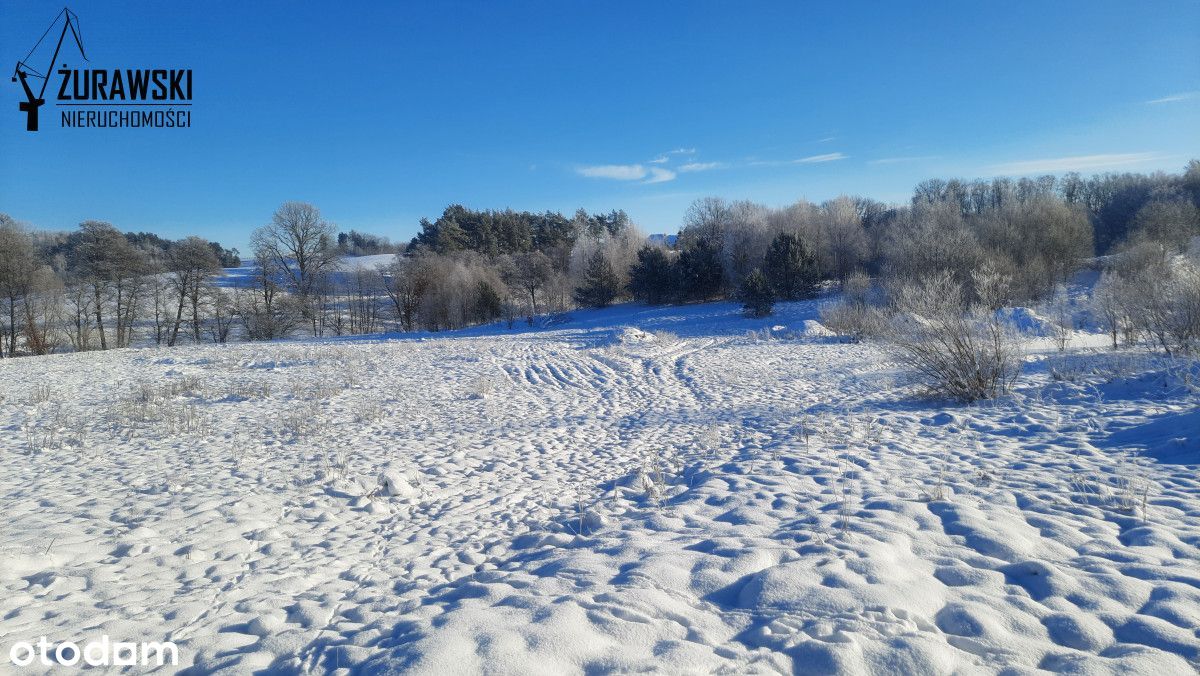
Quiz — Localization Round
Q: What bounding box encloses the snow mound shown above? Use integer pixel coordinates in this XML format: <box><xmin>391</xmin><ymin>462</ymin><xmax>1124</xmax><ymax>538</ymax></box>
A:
<box><xmin>799</xmin><ymin>319</ymin><xmax>834</xmax><ymax>337</ymax></box>
<box><xmin>378</xmin><ymin>469</ymin><xmax>417</xmax><ymax>498</ymax></box>
<box><xmin>619</xmin><ymin>328</ymin><xmax>657</xmax><ymax>344</ymax></box>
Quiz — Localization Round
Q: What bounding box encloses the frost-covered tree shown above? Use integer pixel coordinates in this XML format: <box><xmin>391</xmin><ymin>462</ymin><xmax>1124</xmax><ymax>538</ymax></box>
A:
<box><xmin>568</xmin><ymin>222</ymin><xmax>644</xmax><ymax>293</ymax></box>
<box><xmin>384</xmin><ymin>255</ymin><xmax>434</xmax><ymax>332</ymax></box>
<box><xmin>166</xmin><ymin>236</ymin><xmax>222</xmax><ymax>346</ymax></box>
<box><xmin>1129</xmin><ymin>196</ymin><xmax>1200</xmax><ymax>252</ymax></box>
<box><xmin>719</xmin><ymin>201</ymin><xmax>772</xmax><ymax>287</ymax></box>
<box><xmin>819</xmin><ymin>196</ymin><xmax>870</xmax><ymax>281</ymax></box>
<box><xmin>1091</xmin><ymin>270</ymin><xmax>1130</xmax><ymax>349</ymax></box>
<box><xmin>251</xmin><ymin>202</ymin><xmax>341</xmax><ymax>331</ymax></box>
<box><xmin>678</xmin><ymin>197</ymin><xmax>732</xmax><ymax>251</ymax></box>
<box><xmin>69</xmin><ymin>221</ymin><xmax>149</xmax><ymax>350</ymax></box>
<box><xmin>512</xmin><ymin>251</ymin><xmax>554</xmax><ymax>319</ymax></box>
<box><xmin>0</xmin><ymin>215</ymin><xmax>38</xmax><ymax>357</ymax></box>
<box><xmin>20</xmin><ymin>266</ymin><xmax>63</xmax><ymax>355</ymax></box>
<box><xmin>1047</xmin><ymin>284</ymin><xmax>1073</xmax><ymax>352</ymax></box>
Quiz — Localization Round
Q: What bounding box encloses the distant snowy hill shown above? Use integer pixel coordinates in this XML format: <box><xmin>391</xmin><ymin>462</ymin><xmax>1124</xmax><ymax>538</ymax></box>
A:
<box><xmin>216</xmin><ymin>253</ymin><xmax>399</xmax><ymax>288</ymax></box>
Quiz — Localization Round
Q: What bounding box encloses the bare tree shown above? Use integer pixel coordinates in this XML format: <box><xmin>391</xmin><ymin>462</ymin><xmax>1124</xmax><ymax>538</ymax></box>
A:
<box><xmin>250</xmin><ymin>202</ymin><xmax>341</xmax><ymax>332</ymax></box>
<box><xmin>718</xmin><ymin>201</ymin><xmax>772</xmax><ymax>287</ymax></box>
<box><xmin>887</xmin><ymin>270</ymin><xmax>1021</xmax><ymax>402</ymax></box>
<box><xmin>0</xmin><ymin>215</ymin><xmax>38</xmax><ymax>357</ymax></box>
<box><xmin>1090</xmin><ymin>271</ymin><xmax>1125</xmax><ymax>349</ymax></box>
<box><xmin>21</xmin><ymin>266</ymin><xmax>64</xmax><ymax>355</ymax></box>
<box><xmin>1047</xmin><ymin>284</ymin><xmax>1073</xmax><ymax>352</ymax></box>
<box><xmin>381</xmin><ymin>255</ymin><xmax>428</xmax><ymax>332</ymax></box>
<box><xmin>166</xmin><ymin>236</ymin><xmax>222</xmax><ymax>346</ymax></box>
<box><xmin>236</xmin><ymin>246</ymin><xmax>299</xmax><ymax>341</ymax></box>
<box><xmin>346</xmin><ymin>266</ymin><xmax>383</xmax><ymax>334</ymax></box>
<box><xmin>679</xmin><ymin>197</ymin><xmax>732</xmax><ymax>250</ymax></box>
<box><xmin>206</xmin><ymin>286</ymin><xmax>236</xmax><ymax>343</ymax></box>
<box><xmin>62</xmin><ymin>277</ymin><xmax>95</xmax><ymax>351</ymax></box>
<box><xmin>511</xmin><ymin>251</ymin><xmax>553</xmax><ymax>321</ymax></box>
<box><xmin>1129</xmin><ymin>197</ymin><xmax>1200</xmax><ymax>252</ymax></box>
<box><xmin>69</xmin><ymin>221</ymin><xmax>147</xmax><ymax>350</ymax></box>
<box><xmin>820</xmin><ymin>196</ymin><xmax>870</xmax><ymax>281</ymax></box>
<box><xmin>150</xmin><ymin>274</ymin><xmax>171</xmax><ymax>345</ymax></box>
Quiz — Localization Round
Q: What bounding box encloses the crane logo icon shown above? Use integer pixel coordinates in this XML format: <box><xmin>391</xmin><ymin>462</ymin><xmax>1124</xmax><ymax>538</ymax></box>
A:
<box><xmin>11</xmin><ymin>7</ymin><xmax>87</xmax><ymax>132</ymax></box>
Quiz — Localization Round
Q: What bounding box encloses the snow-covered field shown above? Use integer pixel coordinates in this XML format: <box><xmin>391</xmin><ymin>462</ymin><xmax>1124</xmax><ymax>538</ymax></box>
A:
<box><xmin>2</xmin><ymin>300</ymin><xmax>1199</xmax><ymax>674</ymax></box>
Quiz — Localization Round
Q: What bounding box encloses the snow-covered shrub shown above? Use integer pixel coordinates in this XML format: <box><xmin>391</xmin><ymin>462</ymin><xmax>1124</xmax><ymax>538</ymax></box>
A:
<box><xmin>352</xmin><ymin>398</ymin><xmax>385</xmax><ymax>424</ymax></box>
<box><xmin>886</xmin><ymin>271</ymin><xmax>1021</xmax><ymax>402</ymax></box>
<box><xmin>1090</xmin><ymin>271</ymin><xmax>1133</xmax><ymax>349</ymax></box>
<box><xmin>27</xmin><ymin>384</ymin><xmax>53</xmax><ymax>405</ymax></box>
<box><xmin>818</xmin><ymin>273</ymin><xmax>886</xmax><ymax>342</ymax></box>
<box><xmin>468</xmin><ymin>376</ymin><xmax>494</xmax><ymax>400</ymax></box>
<box><xmin>1047</xmin><ymin>285</ymin><xmax>1073</xmax><ymax>352</ymax></box>
<box><xmin>1157</xmin><ymin>263</ymin><xmax>1200</xmax><ymax>356</ymax></box>
<box><xmin>1115</xmin><ymin>245</ymin><xmax>1200</xmax><ymax>356</ymax></box>
<box><xmin>819</xmin><ymin>300</ymin><xmax>886</xmax><ymax>342</ymax></box>
<box><xmin>649</xmin><ymin>329</ymin><xmax>678</xmax><ymax>344</ymax></box>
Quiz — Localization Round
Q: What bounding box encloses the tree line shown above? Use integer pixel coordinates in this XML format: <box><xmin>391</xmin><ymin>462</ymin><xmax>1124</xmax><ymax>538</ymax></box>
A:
<box><xmin>0</xmin><ymin>161</ymin><xmax>1196</xmax><ymax>357</ymax></box>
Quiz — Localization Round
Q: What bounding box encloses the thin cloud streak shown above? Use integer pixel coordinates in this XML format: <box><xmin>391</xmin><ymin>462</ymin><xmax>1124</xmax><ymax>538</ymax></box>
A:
<box><xmin>748</xmin><ymin>152</ymin><xmax>848</xmax><ymax>167</ymax></box>
<box><xmin>678</xmin><ymin>161</ymin><xmax>725</xmax><ymax>172</ymax></box>
<box><xmin>575</xmin><ymin>150</ymin><xmax>843</xmax><ymax>184</ymax></box>
<box><xmin>795</xmin><ymin>152</ymin><xmax>847</xmax><ymax>163</ymax></box>
<box><xmin>1145</xmin><ymin>91</ymin><xmax>1198</xmax><ymax>105</ymax></box>
<box><xmin>650</xmin><ymin>147</ymin><xmax>697</xmax><ymax>163</ymax></box>
<box><xmin>986</xmin><ymin>152</ymin><xmax>1166</xmax><ymax>175</ymax></box>
<box><xmin>576</xmin><ymin>164</ymin><xmax>647</xmax><ymax>180</ymax></box>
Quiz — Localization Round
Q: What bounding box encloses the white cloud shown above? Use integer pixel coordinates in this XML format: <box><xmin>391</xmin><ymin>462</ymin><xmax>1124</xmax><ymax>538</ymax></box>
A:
<box><xmin>749</xmin><ymin>152</ymin><xmax>848</xmax><ymax>167</ymax></box>
<box><xmin>644</xmin><ymin>167</ymin><xmax>677</xmax><ymax>184</ymax></box>
<box><xmin>1145</xmin><ymin>91</ymin><xmax>1199</xmax><ymax>105</ymax></box>
<box><xmin>575</xmin><ymin>149</ymin><xmax>844</xmax><ymax>183</ymax></box>
<box><xmin>795</xmin><ymin>152</ymin><xmax>847</xmax><ymax>163</ymax></box>
<box><xmin>678</xmin><ymin>161</ymin><xmax>725</xmax><ymax>172</ymax></box>
<box><xmin>987</xmin><ymin>152</ymin><xmax>1166</xmax><ymax>175</ymax></box>
<box><xmin>576</xmin><ymin>164</ymin><xmax>648</xmax><ymax>180</ymax></box>
<box><xmin>649</xmin><ymin>148</ymin><xmax>697</xmax><ymax>163</ymax></box>
<box><xmin>868</xmin><ymin>155</ymin><xmax>939</xmax><ymax>165</ymax></box>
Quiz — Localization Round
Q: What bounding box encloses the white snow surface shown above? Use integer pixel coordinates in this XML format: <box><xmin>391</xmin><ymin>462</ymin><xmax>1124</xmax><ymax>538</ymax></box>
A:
<box><xmin>2</xmin><ymin>299</ymin><xmax>1199</xmax><ymax>674</ymax></box>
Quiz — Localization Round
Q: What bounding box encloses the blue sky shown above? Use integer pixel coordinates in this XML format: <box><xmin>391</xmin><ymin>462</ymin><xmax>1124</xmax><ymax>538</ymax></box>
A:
<box><xmin>1</xmin><ymin>0</ymin><xmax>1197</xmax><ymax>253</ymax></box>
